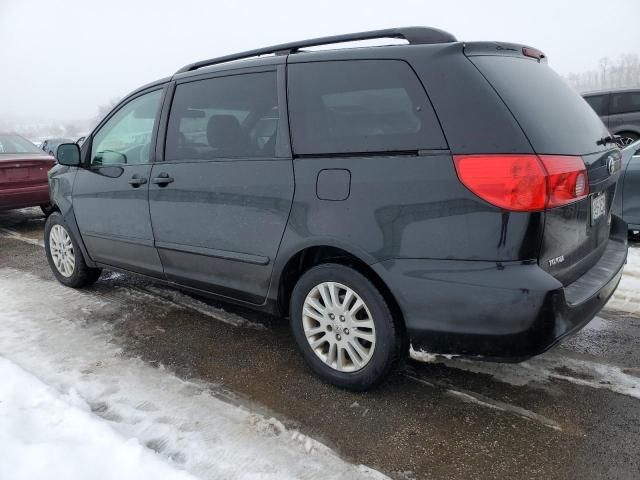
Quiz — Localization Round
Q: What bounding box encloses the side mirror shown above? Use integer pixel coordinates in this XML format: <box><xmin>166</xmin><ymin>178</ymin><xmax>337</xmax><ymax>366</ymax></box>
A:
<box><xmin>56</xmin><ymin>143</ymin><xmax>81</xmax><ymax>166</ymax></box>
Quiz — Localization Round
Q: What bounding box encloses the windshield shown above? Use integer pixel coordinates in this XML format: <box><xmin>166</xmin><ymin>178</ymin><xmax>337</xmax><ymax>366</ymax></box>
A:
<box><xmin>0</xmin><ymin>135</ymin><xmax>43</xmax><ymax>154</ymax></box>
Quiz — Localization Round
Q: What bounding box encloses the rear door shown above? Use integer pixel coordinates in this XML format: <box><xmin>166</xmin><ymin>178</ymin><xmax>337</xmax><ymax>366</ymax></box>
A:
<box><xmin>608</xmin><ymin>91</ymin><xmax>640</xmax><ymax>141</ymax></box>
<box><xmin>468</xmin><ymin>52</ymin><xmax>620</xmax><ymax>285</ymax></box>
<box><xmin>72</xmin><ymin>87</ymin><xmax>165</xmax><ymax>276</ymax></box>
<box><xmin>622</xmin><ymin>146</ymin><xmax>640</xmax><ymax>226</ymax></box>
<box><xmin>149</xmin><ymin>66</ymin><xmax>293</xmax><ymax>304</ymax></box>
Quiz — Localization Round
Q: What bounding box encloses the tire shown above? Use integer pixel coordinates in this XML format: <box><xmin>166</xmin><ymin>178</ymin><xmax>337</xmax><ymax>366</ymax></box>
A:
<box><xmin>44</xmin><ymin>212</ymin><xmax>101</xmax><ymax>288</ymax></box>
<box><xmin>290</xmin><ymin>263</ymin><xmax>406</xmax><ymax>391</ymax></box>
<box><xmin>40</xmin><ymin>204</ymin><xmax>55</xmax><ymax>216</ymax></box>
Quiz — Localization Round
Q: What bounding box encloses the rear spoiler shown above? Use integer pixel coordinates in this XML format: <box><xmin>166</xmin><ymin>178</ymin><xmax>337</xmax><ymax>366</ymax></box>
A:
<box><xmin>463</xmin><ymin>42</ymin><xmax>547</xmax><ymax>63</ymax></box>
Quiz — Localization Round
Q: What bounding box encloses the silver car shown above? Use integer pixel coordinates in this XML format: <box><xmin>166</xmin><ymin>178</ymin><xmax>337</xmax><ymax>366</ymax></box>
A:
<box><xmin>613</xmin><ymin>139</ymin><xmax>640</xmax><ymax>231</ymax></box>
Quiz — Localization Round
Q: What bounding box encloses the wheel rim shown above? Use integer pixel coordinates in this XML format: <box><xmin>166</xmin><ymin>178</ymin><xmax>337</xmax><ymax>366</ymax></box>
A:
<box><xmin>617</xmin><ymin>136</ymin><xmax>636</xmax><ymax>147</ymax></box>
<box><xmin>302</xmin><ymin>282</ymin><xmax>376</xmax><ymax>373</ymax></box>
<box><xmin>49</xmin><ymin>224</ymin><xmax>75</xmax><ymax>278</ymax></box>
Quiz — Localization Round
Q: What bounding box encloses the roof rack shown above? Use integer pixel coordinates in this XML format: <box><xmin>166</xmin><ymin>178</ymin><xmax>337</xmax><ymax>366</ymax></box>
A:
<box><xmin>175</xmin><ymin>26</ymin><xmax>457</xmax><ymax>74</ymax></box>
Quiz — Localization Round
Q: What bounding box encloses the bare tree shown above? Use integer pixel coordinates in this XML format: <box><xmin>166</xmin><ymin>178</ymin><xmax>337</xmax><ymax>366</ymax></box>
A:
<box><xmin>566</xmin><ymin>54</ymin><xmax>640</xmax><ymax>93</ymax></box>
<box><xmin>94</xmin><ymin>97</ymin><xmax>121</xmax><ymax>124</ymax></box>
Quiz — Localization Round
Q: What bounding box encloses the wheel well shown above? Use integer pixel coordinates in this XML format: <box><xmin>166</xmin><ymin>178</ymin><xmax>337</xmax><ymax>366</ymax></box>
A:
<box><xmin>615</xmin><ymin>130</ymin><xmax>640</xmax><ymax>139</ymax></box>
<box><xmin>278</xmin><ymin>246</ymin><xmax>405</xmax><ymax>331</ymax></box>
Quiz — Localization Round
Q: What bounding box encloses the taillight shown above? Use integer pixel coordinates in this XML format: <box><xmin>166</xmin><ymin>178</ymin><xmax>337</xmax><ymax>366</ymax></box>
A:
<box><xmin>453</xmin><ymin>154</ymin><xmax>589</xmax><ymax>212</ymax></box>
<box><xmin>538</xmin><ymin>155</ymin><xmax>589</xmax><ymax>207</ymax></box>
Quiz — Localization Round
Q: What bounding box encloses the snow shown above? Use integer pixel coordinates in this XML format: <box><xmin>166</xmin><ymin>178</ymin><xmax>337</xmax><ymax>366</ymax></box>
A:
<box><xmin>0</xmin><ymin>357</ymin><xmax>196</xmax><ymax>480</ymax></box>
<box><xmin>606</xmin><ymin>246</ymin><xmax>640</xmax><ymax>314</ymax></box>
<box><xmin>0</xmin><ymin>268</ymin><xmax>387</xmax><ymax>480</ymax></box>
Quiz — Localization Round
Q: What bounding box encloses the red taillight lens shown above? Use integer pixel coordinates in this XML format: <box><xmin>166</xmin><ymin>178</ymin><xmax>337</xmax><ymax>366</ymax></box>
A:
<box><xmin>538</xmin><ymin>155</ymin><xmax>589</xmax><ymax>207</ymax></box>
<box><xmin>453</xmin><ymin>154</ymin><xmax>589</xmax><ymax>212</ymax></box>
<box><xmin>453</xmin><ymin>155</ymin><xmax>547</xmax><ymax>211</ymax></box>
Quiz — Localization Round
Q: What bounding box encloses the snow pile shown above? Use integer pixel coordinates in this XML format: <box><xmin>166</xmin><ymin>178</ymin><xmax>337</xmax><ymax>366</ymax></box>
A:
<box><xmin>0</xmin><ymin>356</ymin><xmax>195</xmax><ymax>480</ymax></box>
<box><xmin>0</xmin><ymin>268</ymin><xmax>386</xmax><ymax>480</ymax></box>
<box><xmin>607</xmin><ymin>246</ymin><xmax>640</xmax><ymax>314</ymax></box>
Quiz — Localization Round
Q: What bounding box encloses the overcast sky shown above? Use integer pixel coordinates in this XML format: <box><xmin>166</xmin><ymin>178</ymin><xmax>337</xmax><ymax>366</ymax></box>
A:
<box><xmin>1</xmin><ymin>0</ymin><xmax>639</xmax><ymax>123</ymax></box>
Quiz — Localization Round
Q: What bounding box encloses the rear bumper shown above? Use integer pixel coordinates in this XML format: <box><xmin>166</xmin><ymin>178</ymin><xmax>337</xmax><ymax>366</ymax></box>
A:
<box><xmin>0</xmin><ymin>184</ymin><xmax>50</xmax><ymax>211</ymax></box>
<box><xmin>371</xmin><ymin>215</ymin><xmax>628</xmax><ymax>360</ymax></box>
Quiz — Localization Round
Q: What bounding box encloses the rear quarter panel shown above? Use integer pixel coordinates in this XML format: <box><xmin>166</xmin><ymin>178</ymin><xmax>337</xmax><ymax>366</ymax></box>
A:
<box><xmin>275</xmin><ymin>154</ymin><xmax>542</xmax><ymax>266</ymax></box>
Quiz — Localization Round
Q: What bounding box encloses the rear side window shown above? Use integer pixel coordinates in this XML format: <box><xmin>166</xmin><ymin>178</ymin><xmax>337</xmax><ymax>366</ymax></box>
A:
<box><xmin>584</xmin><ymin>94</ymin><xmax>609</xmax><ymax>116</ymax></box>
<box><xmin>470</xmin><ymin>56</ymin><xmax>609</xmax><ymax>155</ymax></box>
<box><xmin>610</xmin><ymin>91</ymin><xmax>640</xmax><ymax>115</ymax></box>
<box><xmin>288</xmin><ymin>60</ymin><xmax>446</xmax><ymax>155</ymax></box>
<box><xmin>165</xmin><ymin>72</ymin><xmax>279</xmax><ymax>161</ymax></box>
<box><xmin>0</xmin><ymin>135</ymin><xmax>41</xmax><ymax>154</ymax></box>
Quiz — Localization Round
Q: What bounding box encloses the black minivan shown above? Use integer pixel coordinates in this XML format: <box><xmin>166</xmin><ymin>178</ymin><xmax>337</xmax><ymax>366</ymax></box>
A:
<box><xmin>46</xmin><ymin>27</ymin><xmax>627</xmax><ymax>390</ymax></box>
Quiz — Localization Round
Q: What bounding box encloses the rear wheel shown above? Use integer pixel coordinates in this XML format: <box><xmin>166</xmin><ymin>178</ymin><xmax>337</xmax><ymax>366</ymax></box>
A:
<box><xmin>290</xmin><ymin>263</ymin><xmax>405</xmax><ymax>391</ymax></box>
<box><xmin>44</xmin><ymin>212</ymin><xmax>101</xmax><ymax>287</ymax></box>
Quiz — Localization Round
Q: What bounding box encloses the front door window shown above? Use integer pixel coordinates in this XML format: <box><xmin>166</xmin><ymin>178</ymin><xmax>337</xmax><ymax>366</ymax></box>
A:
<box><xmin>91</xmin><ymin>90</ymin><xmax>162</xmax><ymax>166</ymax></box>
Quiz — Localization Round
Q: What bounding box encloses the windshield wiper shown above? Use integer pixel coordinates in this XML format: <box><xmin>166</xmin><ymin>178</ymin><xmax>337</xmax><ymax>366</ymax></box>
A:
<box><xmin>596</xmin><ymin>135</ymin><xmax>621</xmax><ymax>146</ymax></box>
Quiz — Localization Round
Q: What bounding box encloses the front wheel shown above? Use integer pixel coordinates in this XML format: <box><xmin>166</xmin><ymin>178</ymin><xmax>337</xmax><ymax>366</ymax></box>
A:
<box><xmin>44</xmin><ymin>212</ymin><xmax>101</xmax><ymax>287</ymax></box>
<box><xmin>290</xmin><ymin>263</ymin><xmax>406</xmax><ymax>391</ymax></box>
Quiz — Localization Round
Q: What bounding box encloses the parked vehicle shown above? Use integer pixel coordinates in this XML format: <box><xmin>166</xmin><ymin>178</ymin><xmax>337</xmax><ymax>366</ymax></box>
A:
<box><xmin>41</xmin><ymin>138</ymin><xmax>74</xmax><ymax>157</ymax></box>
<box><xmin>583</xmin><ymin>89</ymin><xmax>640</xmax><ymax>147</ymax></box>
<box><xmin>0</xmin><ymin>133</ymin><xmax>56</xmax><ymax>214</ymax></box>
<box><xmin>45</xmin><ymin>27</ymin><xmax>627</xmax><ymax>390</ymax></box>
<box><xmin>613</xmin><ymin>139</ymin><xmax>640</xmax><ymax>231</ymax></box>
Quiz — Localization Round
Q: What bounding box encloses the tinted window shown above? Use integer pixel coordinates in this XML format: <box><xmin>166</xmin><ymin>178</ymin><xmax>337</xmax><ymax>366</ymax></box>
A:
<box><xmin>91</xmin><ymin>90</ymin><xmax>162</xmax><ymax>166</ymax></box>
<box><xmin>584</xmin><ymin>94</ymin><xmax>608</xmax><ymax>116</ymax></box>
<box><xmin>610</xmin><ymin>91</ymin><xmax>640</xmax><ymax>115</ymax></box>
<box><xmin>471</xmin><ymin>56</ymin><xmax>609</xmax><ymax>155</ymax></box>
<box><xmin>165</xmin><ymin>72</ymin><xmax>279</xmax><ymax>161</ymax></box>
<box><xmin>288</xmin><ymin>60</ymin><xmax>446</xmax><ymax>154</ymax></box>
<box><xmin>0</xmin><ymin>135</ymin><xmax>42</xmax><ymax>154</ymax></box>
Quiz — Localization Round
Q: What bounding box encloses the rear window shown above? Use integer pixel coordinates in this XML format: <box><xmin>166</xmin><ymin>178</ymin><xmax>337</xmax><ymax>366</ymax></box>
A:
<box><xmin>610</xmin><ymin>91</ymin><xmax>640</xmax><ymax>115</ymax></box>
<box><xmin>470</xmin><ymin>56</ymin><xmax>609</xmax><ymax>155</ymax></box>
<box><xmin>584</xmin><ymin>94</ymin><xmax>609</xmax><ymax>116</ymax></box>
<box><xmin>0</xmin><ymin>135</ymin><xmax>42</xmax><ymax>154</ymax></box>
<box><xmin>287</xmin><ymin>60</ymin><xmax>446</xmax><ymax>155</ymax></box>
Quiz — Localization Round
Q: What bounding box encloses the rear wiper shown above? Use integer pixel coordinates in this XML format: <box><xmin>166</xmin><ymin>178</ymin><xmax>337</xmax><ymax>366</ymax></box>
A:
<box><xmin>596</xmin><ymin>135</ymin><xmax>621</xmax><ymax>146</ymax></box>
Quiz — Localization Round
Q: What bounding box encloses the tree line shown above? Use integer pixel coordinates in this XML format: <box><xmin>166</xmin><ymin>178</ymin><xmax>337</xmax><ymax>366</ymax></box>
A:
<box><xmin>566</xmin><ymin>54</ymin><xmax>640</xmax><ymax>93</ymax></box>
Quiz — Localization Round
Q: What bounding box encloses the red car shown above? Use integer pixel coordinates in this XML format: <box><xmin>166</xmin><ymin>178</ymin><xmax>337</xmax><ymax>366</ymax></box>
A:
<box><xmin>0</xmin><ymin>134</ymin><xmax>56</xmax><ymax>214</ymax></box>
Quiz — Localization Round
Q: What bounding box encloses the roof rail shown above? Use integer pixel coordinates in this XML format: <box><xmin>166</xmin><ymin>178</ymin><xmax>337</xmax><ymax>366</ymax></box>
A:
<box><xmin>175</xmin><ymin>26</ymin><xmax>456</xmax><ymax>74</ymax></box>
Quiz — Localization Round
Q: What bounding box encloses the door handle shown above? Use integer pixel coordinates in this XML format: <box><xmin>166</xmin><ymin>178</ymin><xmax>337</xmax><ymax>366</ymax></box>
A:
<box><xmin>128</xmin><ymin>175</ymin><xmax>147</xmax><ymax>188</ymax></box>
<box><xmin>151</xmin><ymin>173</ymin><xmax>174</xmax><ymax>187</ymax></box>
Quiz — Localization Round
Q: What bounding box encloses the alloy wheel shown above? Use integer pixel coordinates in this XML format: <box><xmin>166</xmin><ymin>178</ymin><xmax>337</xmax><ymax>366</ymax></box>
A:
<box><xmin>617</xmin><ymin>136</ymin><xmax>637</xmax><ymax>147</ymax></box>
<box><xmin>302</xmin><ymin>281</ymin><xmax>376</xmax><ymax>372</ymax></box>
<box><xmin>49</xmin><ymin>224</ymin><xmax>75</xmax><ymax>277</ymax></box>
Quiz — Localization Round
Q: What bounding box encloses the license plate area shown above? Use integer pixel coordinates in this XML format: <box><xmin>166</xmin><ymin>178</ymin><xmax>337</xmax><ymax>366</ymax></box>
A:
<box><xmin>7</xmin><ymin>167</ymin><xmax>28</xmax><ymax>180</ymax></box>
<box><xmin>591</xmin><ymin>192</ymin><xmax>607</xmax><ymax>225</ymax></box>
